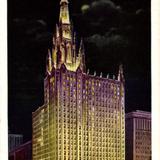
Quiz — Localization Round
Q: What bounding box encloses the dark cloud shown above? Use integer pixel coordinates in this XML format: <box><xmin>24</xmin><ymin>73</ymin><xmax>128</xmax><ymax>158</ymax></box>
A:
<box><xmin>86</xmin><ymin>28</ymin><xmax>129</xmax><ymax>49</ymax></box>
<box><xmin>80</xmin><ymin>0</ymin><xmax>122</xmax><ymax>33</ymax></box>
<box><xmin>81</xmin><ymin>0</ymin><xmax>121</xmax><ymax>14</ymax></box>
<box><xmin>79</xmin><ymin>0</ymin><xmax>150</xmax><ymax>114</ymax></box>
<box><xmin>136</xmin><ymin>9</ymin><xmax>144</xmax><ymax>15</ymax></box>
<box><xmin>79</xmin><ymin>0</ymin><xmax>150</xmax><ymax>75</ymax></box>
<box><xmin>11</xmin><ymin>18</ymin><xmax>52</xmax><ymax>47</ymax></box>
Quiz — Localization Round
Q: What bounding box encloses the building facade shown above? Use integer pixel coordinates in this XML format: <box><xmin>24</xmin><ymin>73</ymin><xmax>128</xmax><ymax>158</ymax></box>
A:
<box><xmin>125</xmin><ymin>110</ymin><xmax>151</xmax><ymax>160</ymax></box>
<box><xmin>32</xmin><ymin>0</ymin><xmax>125</xmax><ymax>159</ymax></box>
<box><xmin>8</xmin><ymin>134</ymin><xmax>23</xmax><ymax>152</ymax></box>
<box><xmin>9</xmin><ymin>140</ymin><xmax>32</xmax><ymax>160</ymax></box>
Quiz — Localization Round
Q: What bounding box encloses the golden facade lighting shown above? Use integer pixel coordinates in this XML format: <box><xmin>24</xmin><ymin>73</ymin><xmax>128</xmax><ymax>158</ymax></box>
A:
<box><xmin>32</xmin><ymin>1</ymin><xmax>125</xmax><ymax>159</ymax></box>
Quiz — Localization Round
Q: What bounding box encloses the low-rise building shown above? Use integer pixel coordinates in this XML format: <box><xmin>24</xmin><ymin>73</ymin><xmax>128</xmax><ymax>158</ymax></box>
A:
<box><xmin>125</xmin><ymin>110</ymin><xmax>151</xmax><ymax>160</ymax></box>
<box><xmin>8</xmin><ymin>134</ymin><xmax>23</xmax><ymax>152</ymax></box>
<box><xmin>9</xmin><ymin>140</ymin><xmax>32</xmax><ymax>160</ymax></box>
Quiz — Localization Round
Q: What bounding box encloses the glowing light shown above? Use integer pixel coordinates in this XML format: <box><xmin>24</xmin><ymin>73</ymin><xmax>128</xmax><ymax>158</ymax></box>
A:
<box><xmin>32</xmin><ymin>0</ymin><xmax>125</xmax><ymax>160</ymax></box>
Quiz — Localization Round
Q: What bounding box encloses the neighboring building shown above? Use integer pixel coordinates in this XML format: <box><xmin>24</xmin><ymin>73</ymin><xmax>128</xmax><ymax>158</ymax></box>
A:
<box><xmin>9</xmin><ymin>140</ymin><xmax>32</xmax><ymax>160</ymax></box>
<box><xmin>8</xmin><ymin>134</ymin><xmax>23</xmax><ymax>152</ymax></box>
<box><xmin>125</xmin><ymin>110</ymin><xmax>151</xmax><ymax>160</ymax></box>
<box><xmin>32</xmin><ymin>0</ymin><xmax>125</xmax><ymax>159</ymax></box>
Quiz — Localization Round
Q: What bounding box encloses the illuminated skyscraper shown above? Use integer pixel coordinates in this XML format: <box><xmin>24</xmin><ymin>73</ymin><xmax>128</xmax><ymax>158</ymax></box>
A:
<box><xmin>32</xmin><ymin>0</ymin><xmax>125</xmax><ymax>159</ymax></box>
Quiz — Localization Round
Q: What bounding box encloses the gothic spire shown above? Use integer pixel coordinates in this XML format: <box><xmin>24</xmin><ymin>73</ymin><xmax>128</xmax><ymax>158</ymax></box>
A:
<box><xmin>118</xmin><ymin>64</ymin><xmax>125</xmax><ymax>82</ymax></box>
<box><xmin>56</xmin><ymin>24</ymin><xmax>59</xmax><ymax>38</ymax></box>
<box><xmin>59</xmin><ymin>0</ymin><xmax>71</xmax><ymax>40</ymax></box>
<box><xmin>46</xmin><ymin>49</ymin><xmax>52</xmax><ymax>73</ymax></box>
<box><xmin>49</xmin><ymin>0</ymin><xmax>86</xmax><ymax>72</ymax></box>
<box><xmin>79</xmin><ymin>38</ymin><xmax>86</xmax><ymax>72</ymax></box>
<box><xmin>79</xmin><ymin>38</ymin><xmax>85</xmax><ymax>55</ymax></box>
<box><xmin>73</xmin><ymin>32</ymin><xmax>77</xmax><ymax>62</ymax></box>
<box><xmin>60</xmin><ymin>0</ymin><xmax>68</xmax><ymax>5</ymax></box>
<box><xmin>59</xmin><ymin>0</ymin><xmax>70</xmax><ymax>24</ymax></box>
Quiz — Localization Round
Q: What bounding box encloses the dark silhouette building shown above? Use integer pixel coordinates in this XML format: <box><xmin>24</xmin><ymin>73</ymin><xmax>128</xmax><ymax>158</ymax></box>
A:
<box><xmin>8</xmin><ymin>134</ymin><xmax>23</xmax><ymax>152</ymax></box>
<box><xmin>125</xmin><ymin>110</ymin><xmax>151</xmax><ymax>160</ymax></box>
<box><xmin>9</xmin><ymin>140</ymin><xmax>32</xmax><ymax>160</ymax></box>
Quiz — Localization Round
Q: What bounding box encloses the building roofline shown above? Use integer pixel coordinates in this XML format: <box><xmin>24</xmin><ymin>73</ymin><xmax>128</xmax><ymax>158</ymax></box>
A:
<box><xmin>32</xmin><ymin>104</ymin><xmax>48</xmax><ymax>117</ymax></box>
<box><xmin>8</xmin><ymin>134</ymin><xmax>23</xmax><ymax>137</ymax></box>
<box><xmin>126</xmin><ymin>110</ymin><xmax>151</xmax><ymax>119</ymax></box>
<box><xmin>9</xmin><ymin>140</ymin><xmax>32</xmax><ymax>153</ymax></box>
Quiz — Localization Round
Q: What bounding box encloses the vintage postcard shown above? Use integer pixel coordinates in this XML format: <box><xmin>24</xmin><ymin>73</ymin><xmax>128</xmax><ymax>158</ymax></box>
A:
<box><xmin>1</xmin><ymin>0</ymin><xmax>159</xmax><ymax>159</ymax></box>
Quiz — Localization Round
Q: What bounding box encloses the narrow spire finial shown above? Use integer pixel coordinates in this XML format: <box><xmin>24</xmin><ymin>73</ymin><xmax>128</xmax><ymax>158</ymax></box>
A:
<box><xmin>59</xmin><ymin>0</ymin><xmax>70</xmax><ymax>24</ymax></box>
<box><xmin>74</xmin><ymin>32</ymin><xmax>76</xmax><ymax>44</ymax></box>
<box><xmin>79</xmin><ymin>38</ymin><xmax>86</xmax><ymax>73</ymax></box>
<box><xmin>46</xmin><ymin>49</ymin><xmax>52</xmax><ymax>73</ymax></box>
<box><xmin>118</xmin><ymin>64</ymin><xmax>125</xmax><ymax>82</ymax></box>
<box><xmin>79</xmin><ymin>38</ymin><xmax>85</xmax><ymax>54</ymax></box>
<box><xmin>87</xmin><ymin>69</ymin><xmax>90</xmax><ymax>75</ymax></box>
<box><xmin>48</xmin><ymin>49</ymin><xmax>51</xmax><ymax>57</ymax></box>
<box><xmin>60</xmin><ymin>0</ymin><xmax>69</xmax><ymax>5</ymax></box>
<box><xmin>56</xmin><ymin>24</ymin><xmax>59</xmax><ymax>38</ymax></box>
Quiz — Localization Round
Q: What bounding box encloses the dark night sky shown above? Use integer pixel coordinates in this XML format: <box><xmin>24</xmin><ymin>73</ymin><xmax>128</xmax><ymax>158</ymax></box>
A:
<box><xmin>8</xmin><ymin>0</ymin><xmax>151</xmax><ymax>141</ymax></box>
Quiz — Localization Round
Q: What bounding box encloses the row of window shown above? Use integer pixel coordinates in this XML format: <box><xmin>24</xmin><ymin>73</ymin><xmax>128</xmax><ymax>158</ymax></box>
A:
<box><xmin>135</xmin><ymin>118</ymin><xmax>151</xmax><ymax>130</ymax></box>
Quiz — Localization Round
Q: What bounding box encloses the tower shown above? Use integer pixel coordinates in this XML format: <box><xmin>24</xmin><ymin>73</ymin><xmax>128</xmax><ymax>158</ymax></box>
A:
<box><xmin>32</xmin><ymin>1</ymin><xmax>125</xmax><ymax>159</ymax></box>
<box><xmin>51</xmin><ymin>0</ymin><xmax>85</xmax><ymax>72</ymax></box>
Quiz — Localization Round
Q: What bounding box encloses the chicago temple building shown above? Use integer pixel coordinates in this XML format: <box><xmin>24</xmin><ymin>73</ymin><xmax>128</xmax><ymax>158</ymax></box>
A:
<box><xmin>32</xmin><ymin>0</ymin><xmax>125</xmax><ymax>160</ymax></box>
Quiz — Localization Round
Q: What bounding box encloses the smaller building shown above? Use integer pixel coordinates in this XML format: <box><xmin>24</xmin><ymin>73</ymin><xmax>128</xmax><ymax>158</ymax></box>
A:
<box><xmin>125</xmin><ymin>110</ymin><xmax>151</xmax><ymax>160</ymax></box>
<box><xmin>8</xmin><ymin>134</ymin><xmax>23</xmax><ymax>152</ymax></box>
<box><xmin>9</xmin><ymin>140</ymin><xmax>32</xmax><ymax>160</ymax></box>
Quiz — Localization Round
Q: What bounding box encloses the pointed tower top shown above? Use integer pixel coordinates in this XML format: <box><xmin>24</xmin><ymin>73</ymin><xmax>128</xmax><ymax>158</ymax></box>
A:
<box><xmin>87</xmin><ymin>69</ymin><xmax>90</xmax><ymax>75</ymax></box>
<box><xmin>100</xmin><ymin>72</ymin><xmax>103</xmax><ymax>78</ymax></box>
<box><xmin>56</xmin><ymin>24</ymin><xmax>59</xmax><ymax>38</ymax></box>
<box><xmin>73</xmin><ymin>32</ymin><xmax>76</xmax><ymax>43</ymax></box>
<box><xmin>59</xmin><ymin>0</ymin><xmax>70</xmax><ymax>24</ymax></box>
<box><xmin>118</xmin><ymin>64</ymin><xmax>125</xmax><ymax>82</ymax></box>
<box><xmin>60</xmin><ymin>0</ymin><xmax>69</xmax><ymax>4</ymax></box>
<box><xmin>119</xmin><ymin>64</ymin><xmax>123</xmax><ymax>71</ymax></box>
<box><xmin>48</xmin><ymin>49</ymin><xmax>51</xmax><ymax>58</ymax></box>
<box><xmin>49</xmin><ymin>0</ymin><xmax>86</xmax><ymax>72</ymax></box>
<box><xmin>80</xmin><ymin>38</ymin><xmax>84</xmax><ymax>47</ymax></box>
<box><xmin>79</xmin><ymin>38</ymin><xmax>85</xmax><ymax>55</ymax></box>
<box><xmin>46</xmin><ymin>49</ymin><xmax>52</xmax><ymax>73</ymax></box>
